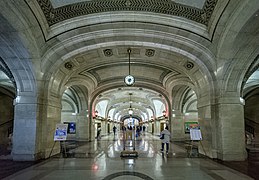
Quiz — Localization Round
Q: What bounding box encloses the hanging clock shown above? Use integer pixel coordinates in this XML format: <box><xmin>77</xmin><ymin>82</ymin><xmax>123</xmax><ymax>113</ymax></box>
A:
<box><xmin>124</xmin><ymin>48</ymin><xmax>135</xmax><ymax>86</ymax></box>
<box><xmin>124</xmin><ymin>75</ymin><xmax>135</xmax><ymax>86</ymax></box>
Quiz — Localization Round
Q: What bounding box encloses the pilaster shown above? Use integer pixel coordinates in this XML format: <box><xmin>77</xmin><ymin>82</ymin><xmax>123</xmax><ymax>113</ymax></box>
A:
<box><xmin>12</xmin><ymin>100</ymin><xmax>42</xmax><ymax>161</ymax></box>
<box><xmin>215</xmin><ymin>97</ymin><xmax>247</xmax><ymax>161</ymax></box>
<box><xmin>76</xmin><ymin>112</ymin><xmax>90</xmax><ymax>141</ymax></box>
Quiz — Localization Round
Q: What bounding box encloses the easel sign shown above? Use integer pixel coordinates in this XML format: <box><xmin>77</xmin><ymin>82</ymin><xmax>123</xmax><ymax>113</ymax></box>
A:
<box><xmin>189</xmin><ymin>128</ymin><xmax>206</xmax><ymax>157</ymax></box>
<box><xmin>190</xmin><ymin>129</ymin><xmax>202</xmax><ymax>140</ymax></box>
<box><xmin>49</xmin><ymin>124</ymin><xmax>68</xmax><ymax>158</ymax></box>
<box><xmin>54</xmin><ymin>124</ymin><xmax>68</xmax><ymax>141</ymax></box>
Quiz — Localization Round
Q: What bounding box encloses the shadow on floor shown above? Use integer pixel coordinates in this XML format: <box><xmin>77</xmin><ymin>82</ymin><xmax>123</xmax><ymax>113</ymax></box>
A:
<box><xmin>0</xmin><ymin>160</ymin><xmax>41</xmax><ymax>179</ymax></box>
<box><xmin>214</xmin><ymin>159</ymin><xmax>259</xmax><ymax>180</ymax></box>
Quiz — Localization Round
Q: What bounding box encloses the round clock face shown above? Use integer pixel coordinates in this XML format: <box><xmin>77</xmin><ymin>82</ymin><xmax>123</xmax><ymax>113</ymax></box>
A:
<box><xmin>124</xmin><ymin>75</ymin><xmax>135</xmax><ymax>85</ymax></box>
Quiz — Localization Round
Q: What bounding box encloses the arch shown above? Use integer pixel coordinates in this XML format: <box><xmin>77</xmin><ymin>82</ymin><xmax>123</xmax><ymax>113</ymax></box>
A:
<box><xmin>90</xmin><ymin>83</ymin><xmax>171</xmax><ymax>116</ymax></box>
<box><xmin>216</xmin><ymin>0</ymin><xmax>259</xmax><ymax>95</ymax></box>
<box><xmin>0</xmin><ymin>4</ymin><xmax>47</xmax><ymax>160</ymax></box>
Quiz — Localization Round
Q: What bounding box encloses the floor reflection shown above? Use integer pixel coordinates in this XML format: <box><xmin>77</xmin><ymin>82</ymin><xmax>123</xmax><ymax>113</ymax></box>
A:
<box><xmin>61</xmin><ymin>132</ymin><xmax>182</xmax><ymax>159</ymax></box>
<box><xmin>1</xmin><ymin>132</ymin><xmax>255</xmax><ymax>180</ymax></box>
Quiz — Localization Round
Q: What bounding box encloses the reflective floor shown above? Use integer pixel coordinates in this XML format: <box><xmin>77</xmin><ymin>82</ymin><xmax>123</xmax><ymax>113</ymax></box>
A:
<box><xmin>1</xmin><ymin>132</ymin><xmax>255</xmax><ymax>180</ymax></box>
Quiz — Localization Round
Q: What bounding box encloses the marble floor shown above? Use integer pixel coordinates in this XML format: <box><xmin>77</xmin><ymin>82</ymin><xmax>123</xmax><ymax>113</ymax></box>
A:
<box><xmin>0</xmin><ymin>132</ymin><xmax>255</xmax><ymax>180</ymax></box>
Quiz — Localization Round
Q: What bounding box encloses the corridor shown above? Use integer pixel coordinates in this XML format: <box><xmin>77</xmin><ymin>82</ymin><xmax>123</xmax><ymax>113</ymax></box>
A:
<box><xmin>2</xmin><ymin>132</ymin><xmax>253</xmax><ymax>180</ymax></box>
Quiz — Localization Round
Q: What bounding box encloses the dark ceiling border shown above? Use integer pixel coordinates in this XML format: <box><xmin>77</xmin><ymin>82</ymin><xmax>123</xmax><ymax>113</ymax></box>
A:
<box><xmin>37</xmin><ymin>0</ymin><xmax>217</xmax><ymax>26</ymax></box>
<box><xmin>25</xmin><ymin>0</ymin><xmax>225</xmax><ymax>43</ymax></box>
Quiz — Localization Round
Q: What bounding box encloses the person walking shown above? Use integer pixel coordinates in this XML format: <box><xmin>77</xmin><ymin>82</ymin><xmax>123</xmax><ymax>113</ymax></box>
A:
<box><xmin>97</xmin><ymin>126</ymin><xmax>101</xmax><ymax>140</ymax></box>
<box><xmin>160</xmin><ymin>126</ymin><xmax>171</xmax><ymax>154</ymax></box>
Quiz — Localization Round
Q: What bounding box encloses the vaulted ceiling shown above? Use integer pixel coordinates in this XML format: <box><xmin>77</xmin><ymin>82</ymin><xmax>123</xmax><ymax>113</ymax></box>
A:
<box><xmin>1</xmin><ymin>0</ymin><xmax>258</xmax><ymax>121</ymax></box>
<box><xmin>0</xmin><ymin>0</ymin><xmax>223</xmax><ymax>119</ymax></box>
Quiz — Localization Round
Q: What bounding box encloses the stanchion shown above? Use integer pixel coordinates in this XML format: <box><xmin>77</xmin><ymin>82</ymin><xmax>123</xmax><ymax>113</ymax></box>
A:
<box><xmin>120</xmin><ymin>127</ymin><xmax>138</xmax><ymax>158</ymax></box>
<box><xmin>62</xmin><ymin>141</ymin><xmax>67</xmax><ymax>157</ymax></box>
<box><xmin>49</xmin><ymin>141</ymin><xmax>56</xmax><ymax>158</ymax></box>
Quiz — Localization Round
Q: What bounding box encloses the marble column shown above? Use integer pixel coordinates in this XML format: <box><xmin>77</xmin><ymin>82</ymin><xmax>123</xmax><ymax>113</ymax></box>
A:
<box><xmin>12</xmin><ymin>101</ymin><xmax>40</xmax><ymax>161</ymax></box>
<box><xmin>171</xmin><ymin>110</ymin><xmax>185</xmax><ymax>141</ymax></box>
<box><xmin>154</xmin><ymin>120</ymin><xmax>160</xmax><ymax>136</ymax></box>
<box><xmin>198</xmin><ymin>104</ymin><xmax>216</xmax><ymax>159</ymax></box>
<box><xmin>215</xmin><ymin>98</ymin><xmax>247</xmax><ymax>161</ymax></box>
<box><xmin>198</xmin><ymin>96</ymin><xmax>247</xmax><ymax>161</ymax></box>
<box><xmin>76</xmin><ymin>111</ymin><xmax>90</xmax><ymax>141</ymax></box>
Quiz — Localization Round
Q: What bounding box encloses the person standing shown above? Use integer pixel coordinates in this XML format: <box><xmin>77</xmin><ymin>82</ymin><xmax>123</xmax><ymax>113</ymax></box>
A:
<box><xmin>160</xmin><ymin>126</ymin><xmax>171</xmax><ymax>154</ymax></box>
<box><xmin>113</xmin><ymin>126</ymin><xmax>117</xmax><ymax>136</ymax></box>
<box><xmin>136</xmin><ymin>126</ymin><xmax>141</xmax><ymax>138</ymax></box>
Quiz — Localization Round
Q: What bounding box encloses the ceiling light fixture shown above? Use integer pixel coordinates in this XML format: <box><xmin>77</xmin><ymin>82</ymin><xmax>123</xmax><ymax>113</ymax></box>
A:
<box><xmin>128</xmin><ymin>93</ymin><xmax>133</xmax><ymax>115</ymax></box>
<box><xmin>124</xmin><ymin>48</ymin><xmax>135</xmax><ymax>86</ymax></box>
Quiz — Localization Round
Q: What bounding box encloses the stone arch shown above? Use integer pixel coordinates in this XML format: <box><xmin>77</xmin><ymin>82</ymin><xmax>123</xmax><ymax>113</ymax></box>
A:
<box><xmin>208</xmin><ymin>0</ymin><xmax>259</xmax><ymax>160</ymax></box>
<box><xmin>0</xmin><ymin>7</ymin><xmax>46</xmax><ymax>160</ymax></box>
<box><xmin>37</xmin><ymin>12</ymin><xmax>217</xmax><ymax>89</ymax></box>
<box><xmin>61</xmin><ymin>85</ymin><xmax>90</xmax><ymax>141</ymax></box>
<box><xmin>89</xmin><ymin>83</ymin><xmax>171</xmax><ymax>137</ymax></box>
<box><xmin>90</xmin><ymin>83</ymin><xmax>171</xmax><ymax>116</ymax></box>
<box><xmin>242</xmin><ymin>60</ymin><xmax>259</xmax><ymax>152</ymax></box>
<box><xmin>241</xmin><ymin>55</ymin><xmax>259</xmax><ymax>96</ymax></box>
<box><xmin>41</xmin><ymin>73</ymin><xmax>94</xmax><ymax>157</ymax></box>
<box><xmin>216</xmin><ymin>0</ymin><xmax>259</xmax><ymax>95</ymax></box>
<box><xmin>19</xmin><ymin>3</ymin><xmax>219</xmax><ymax>159</ymax></box>
<box><xmin>0</xmin><ymin>60</ymin><xmax>16</xmax><ymax>154</ymax></box>
<box><xmin>169</xmin><ymin>82</ymin><xmax>198</xmax><ymax>141</ymax></box>
<box><xmin>41</xmin><ymin>37</ymin><xmax>216</xmax><ymax>85</ymax></box>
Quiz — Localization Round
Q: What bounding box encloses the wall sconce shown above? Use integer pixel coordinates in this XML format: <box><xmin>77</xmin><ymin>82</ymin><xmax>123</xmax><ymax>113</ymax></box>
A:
<box><xmin>128</xmin><ymin>93</ymin><xmax>133</xmax><ymax>115</ymax></box>
<box><xmin>94</xmin><ymin>110</ymin><xmax>98</xmax><ymax>118</ymax></box>
<box><xmin>162</xmin><ymin>110</ymin><xmax>167</xmax><ymax>117</ymax></box>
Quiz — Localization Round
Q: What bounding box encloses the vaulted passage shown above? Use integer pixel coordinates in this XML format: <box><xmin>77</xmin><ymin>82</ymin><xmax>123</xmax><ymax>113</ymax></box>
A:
<box><xmin>0</xmin><ymin>0</ymin><xmax>259</xmax><ymax>179</ymax></box>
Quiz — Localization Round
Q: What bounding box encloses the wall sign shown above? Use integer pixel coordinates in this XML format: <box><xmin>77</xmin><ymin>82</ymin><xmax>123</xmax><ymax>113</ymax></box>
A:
<box><xmin>54</xmin><ymin>124</ymin><xmax>68</xmax><ymax>141</ymax></box>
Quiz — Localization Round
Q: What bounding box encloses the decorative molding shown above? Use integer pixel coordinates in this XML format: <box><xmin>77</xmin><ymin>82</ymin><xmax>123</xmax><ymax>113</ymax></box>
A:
<box><xmin>145</xmin><ymin>49</ymin><xmax>155</xmax><ymax>57</ymax></box>
<box><xmin>184</xmin><ymin>61</ymin><xmax>194</xmax><ymax>70</ymax></box>
<box><xmin>64</xmin><ymin>62</ymin><xmax>73</xmax><ymax>70</ymax></box>
<box><xmin>36</xmin><ymin>0</ymin><xmax>217</xmax><ymax>26</ymax></box>
<box><xmin>103</xmin><ymin>49</ymin><xmax>113</xmax><ymax>57</ymax></box>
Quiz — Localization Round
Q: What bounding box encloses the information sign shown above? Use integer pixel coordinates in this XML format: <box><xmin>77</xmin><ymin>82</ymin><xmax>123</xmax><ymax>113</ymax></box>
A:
<box><xmin>190</xmin><ymin>129</ymin><xmax>202</xmax><ymax>140</ymax></box>
<box><xmin>54</xmin><ymin>124</ymin><xmax>68</xmax><ymax>141</ymax></box>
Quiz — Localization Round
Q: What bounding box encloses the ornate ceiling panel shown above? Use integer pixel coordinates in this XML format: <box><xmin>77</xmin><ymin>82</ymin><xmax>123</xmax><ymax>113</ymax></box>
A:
<box><xmin>37</xmin><ymin>0</ymin><xmax>217</xmax><ymax>26</ymax></box>
<box><xmin>50</xmin><ymin>0</ymin><xmax>206</xmax><ymax>9</ymax></box>
<box><xmin>172</xmin><ymin>0</ymin><xmax>206</xmax><ymax>9</ymax></box>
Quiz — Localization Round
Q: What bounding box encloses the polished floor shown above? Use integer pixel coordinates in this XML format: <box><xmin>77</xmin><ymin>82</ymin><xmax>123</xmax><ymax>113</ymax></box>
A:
<box><xmin>0</xmin><ymin>132</ymin><xmax>256</xmax><ymax>180</ymax></box>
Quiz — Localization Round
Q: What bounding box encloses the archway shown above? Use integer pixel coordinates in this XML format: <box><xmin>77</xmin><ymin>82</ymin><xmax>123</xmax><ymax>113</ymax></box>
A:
<box><xmin>91</xmin><ymin>87</ymin><xmax>170</xmax><ymax>139</ymax></box>
<box><xmin>0</xmin><ymin>60</ymin><xmax>16</xmax><ymax>157</ymax></box>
